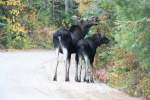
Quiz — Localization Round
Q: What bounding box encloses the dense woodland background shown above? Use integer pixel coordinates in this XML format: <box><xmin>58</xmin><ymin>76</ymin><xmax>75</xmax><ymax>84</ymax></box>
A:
<box><xmin>0</xmin><ymin>0</ymin><xmax>150</xmax><ymax>99</ymax></box>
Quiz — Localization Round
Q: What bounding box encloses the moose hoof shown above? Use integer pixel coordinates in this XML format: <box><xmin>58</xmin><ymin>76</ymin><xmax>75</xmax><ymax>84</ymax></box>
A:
<box><xmin>90</xmin><ymin>79</ymin><xmax>94</xmax><ymax>83</ymax></box>
<box><xmin>65</xmin><ymin>78</ymin><xmax>70</xmax><ymax>82</ymax></box>
<box><xmin>77</xmin><ymin>80</ymin><xmax>81</xmax><ymax>82</ymax></box>
<box><xmin>84</xmin><ymin>79</ymin><xmax>89</xmax><ymax>83</ymax></box>
<box><xmin>86</xmin><ymin>80</ymin><xmax>90</xmax><ymax>83</ymax></box>
<box><xmin>53</xmin><ymin>76</ymin><xmax>57</xmax><ymax>81</ymax></box>
<box><xmin>84</xmin><ymin>78</ymin><xmax>87</xmax><ymax>82</ymax></box>
<box><xmin>75</xmin><ymin>77</ymin><xmax>78</xmax><ymax>82</ymax></box>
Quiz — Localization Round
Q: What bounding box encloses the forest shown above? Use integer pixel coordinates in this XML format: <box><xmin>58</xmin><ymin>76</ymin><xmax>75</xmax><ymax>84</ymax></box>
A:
<box><xmin>0</xmin><ymin>0</ymin><xmax>150</xmax><ymax>99</ymax></box>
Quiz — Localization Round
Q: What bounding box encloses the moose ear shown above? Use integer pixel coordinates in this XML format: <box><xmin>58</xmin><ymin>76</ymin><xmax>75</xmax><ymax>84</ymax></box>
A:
<box><xmin>90</xmin><ymin>16</ymin><xmax>99</xmax><ymax>21</ymax></box>
<box><xmin>77</xmin><ymin>17</ymin><xmax>81</xmax><ymax>22</ymax></box>
<box><xmin>71</xmin><ymin>16</ymin><xmax>77</xmax><ymax>20</ymax></box>
<box><xmin>72</xmin><ymin>16</ymin><xmax>82</xmax><ymax>24</ymax></box>
<box><xmin>80</xmin><ymin>19</ymin><xmax>84</xmax><ymax>24</ymax></box>
<box><xmin>95</xmin><ymin>16</ymin><xmax>99</xmax><ymax>21</ymax></box>
<box><xmin>83</xmin><ymin>17</ymin><xmax>87</xmax><ymax>21</ymax></box>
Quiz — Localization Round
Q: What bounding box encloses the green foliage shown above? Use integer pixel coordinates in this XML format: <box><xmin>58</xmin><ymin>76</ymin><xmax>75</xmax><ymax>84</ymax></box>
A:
<box><xmin>0</xmin><ymin>0</ymin><xmax>75</xmax><ymax>49</ymax></box>
<box><xmin>113</xmin><ymin>19</ymin><xmax>150</xmax><ymax>73</ymax></box>
<box><xmin>0</xmin><ymin>0</ymin><xmax>32</xmax><ymax>49</ymax></box>
<box><xmin>99</xmin><ymin>0</ymin><xmax>150</xmax><ymax>20</ymax></box>
<box><xmin>4</xmin><ymin>32</ymin><xmax>32</xmax><ymax>49</ymax></box>
<box><xmin>108</xmin><ymin>72</ymin><xmax>128</xmax><ymax>88</ymax></box>
<box><xmin>61</xmin><ymin>13</ymin><xmax>76</xmax><ymax>27</ymax></box>
<box><xmin>139</xmin><ymin>75</ymin><xmax>150</xmax><ymax>99</ymax></box>
<box><xmin>95</xmin><ymin>47</ymin><xmax>112</xmax><ymax>68</ymax></box>
<box><xmin>76</xmin><ymin>0</ymin><xmax>102</xmax><ymax>16</ymax></box>
<box><xmin>30</xmin><ymin>27</ymin><xmax>54</xmax><ymax>49</ymax></box>
<box><xmin>96</xmin><ymin>0</ymin><xmax>150</xmax><ymax>73</ymax></box>
<box><xmin>109</xmin><ymin>67</ymin><xmax>129</xmax><ymax>74</ymax></box>
<box><xmin>77</xmin><ymin>0</ymin><xmax>150</xmax><ymax>98</ymax></box>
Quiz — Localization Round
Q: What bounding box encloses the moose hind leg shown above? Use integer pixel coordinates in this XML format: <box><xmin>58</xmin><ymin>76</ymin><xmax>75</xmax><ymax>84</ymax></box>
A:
<box><xmin>62</xmin><ymin>48</ymin><xmax>69</xmax><ymax>82</ymax></box>
<box><xmin>53</xmin><ymin>48</ymin><xmax>59</xmax><ymax>81</ymax></box>
<box><xmin>78</xmin><ymin>56</ymin><xmax>82</xmax><ymax>82</ymax></box>
<box><xmin>75</xmin><ymin>54</ymin><xmax>79</xmax><ymax>82</ymax></box>
<box><xmin>84</xmin><ymin>55</ymin><xmax>90</xmax><ymax>82</ymax></box>
<box><xmin>66</xmin><ymin>53</ymin><xmax>71</xmax><ymax>81</ymax></box>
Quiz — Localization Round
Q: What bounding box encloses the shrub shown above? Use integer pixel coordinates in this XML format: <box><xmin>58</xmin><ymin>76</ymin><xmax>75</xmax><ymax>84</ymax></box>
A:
<box><xmin>31</xmin><ymin>27</ymin><xmax>54</xmax><ymax>48</ymax></box>
<box><xmin>95</xmin><ymin>68</ymin><xmax>109</xmax><ymax>83</ymax></box>
<box><xmin>139</xmin><ymin>75</ymin><xmax>150</xmax><ymax>99</ymax></box>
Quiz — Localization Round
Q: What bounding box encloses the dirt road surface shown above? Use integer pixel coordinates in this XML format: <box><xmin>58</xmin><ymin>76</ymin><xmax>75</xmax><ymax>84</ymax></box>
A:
<box><xmin>0</xmin><ymin>50</ymin><xmax>143</xmax><ymax>100</ymax></box>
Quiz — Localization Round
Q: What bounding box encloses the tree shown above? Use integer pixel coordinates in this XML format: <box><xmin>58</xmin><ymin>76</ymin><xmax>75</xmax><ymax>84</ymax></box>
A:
<box><xmin>64</xmin><ymin>0</ymin><xmax>74</xmax><ymax>14</ymax></box>
<box><xmin>27</xmin><ymin>0</ymin><xmax>33</xmax><ymax>7</ymax></box>
<box><xmin>0</xmin><ymin>0</ymin><xmax>31</xmax><ymax>49</ymax></box>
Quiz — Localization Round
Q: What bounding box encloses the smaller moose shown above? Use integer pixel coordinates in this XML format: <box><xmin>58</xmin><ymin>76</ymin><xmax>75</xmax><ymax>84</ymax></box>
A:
<box><xmin>76</xmin><ymin>33</ymin><xmax>109</xmax><ymax>83</ymax></box>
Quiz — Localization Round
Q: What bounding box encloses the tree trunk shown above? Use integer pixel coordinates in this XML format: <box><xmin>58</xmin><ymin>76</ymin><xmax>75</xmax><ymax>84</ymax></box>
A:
<box><xmin>65</xmin><ymin>0</ymin><xmax>69</xmax><ymax>14</ymax></box>
<box><xmin>44</xmin><ymin>0</ymin><xmax>49</xmax><ymax>9</ymax></box>
<box><xmin>51</xmin><ymin>0</ymin><xmax>55</xmax><ymax>19</ymax></box>
<box><xmin>69</xmin><ymin>0</ymin><xmax>74</xmax><ymax>9</ymax></box>
<box><xmin>27</xmin><ymin>0</ymin><xmax>32</xmax><ymax>7</ymax></box>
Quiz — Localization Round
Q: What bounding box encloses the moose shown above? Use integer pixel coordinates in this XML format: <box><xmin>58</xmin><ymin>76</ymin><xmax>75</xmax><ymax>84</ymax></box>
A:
<box><xmin>53</xmin><ymin>17</ymin><xmax>98</xmax><ymax>81</ymax></box>
<box><xmin>76</xmin><ymin>33</ymin><xmax>109</xmax><ymax>82</ymax></box>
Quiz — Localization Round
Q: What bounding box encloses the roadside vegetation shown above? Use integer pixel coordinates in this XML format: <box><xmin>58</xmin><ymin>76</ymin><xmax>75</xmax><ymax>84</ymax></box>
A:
<box><xmin>0</xmin><ymin>0</ymin><xmax>150</xmax><ymax>99</ymax></box>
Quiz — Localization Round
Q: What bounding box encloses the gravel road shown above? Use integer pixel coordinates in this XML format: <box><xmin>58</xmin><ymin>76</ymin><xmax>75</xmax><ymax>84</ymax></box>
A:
<box><xmin>0</xmin><ymin>50</ymin><xmax>143</xmax><ymax>100</ymax></box>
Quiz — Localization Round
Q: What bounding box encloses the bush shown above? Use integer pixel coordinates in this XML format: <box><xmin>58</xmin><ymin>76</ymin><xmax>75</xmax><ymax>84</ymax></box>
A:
<box><xmin>4</xmin><ymin>32</ymin><xmax>32</xmax><ymax>49</ymax></box>
<box><xmin>139</xmin><ymin>76</ymin><xmax>150</xmax><ymax>99</ymax></box>
<box><xmin>95</xmin><ymin>68</ymin><xmax>109</xmax><ymax>83</ymax></box>
<box><xmin>30</xmin><ymin>27</ymin><xmax>54</xmax><ymax>48</ymax></box>
<box><xmin>77</xmin><ymin>0</ymin><xmax>150</xmax><ymax>99</ymax></box>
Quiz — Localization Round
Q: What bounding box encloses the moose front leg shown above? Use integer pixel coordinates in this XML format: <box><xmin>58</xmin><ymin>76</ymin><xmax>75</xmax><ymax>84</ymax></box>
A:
<box><xmin>62</xmin><ymin>48</ymin><xmax>70</xmax><ymax>82</ymax></box>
